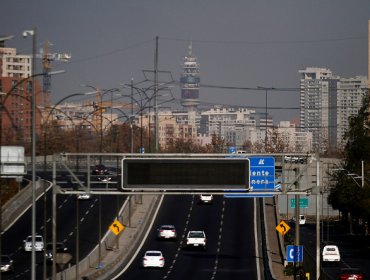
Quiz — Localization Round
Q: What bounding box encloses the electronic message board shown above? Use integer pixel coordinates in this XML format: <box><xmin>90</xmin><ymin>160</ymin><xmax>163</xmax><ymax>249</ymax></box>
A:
<box><xmin>121</xmin><ymin>157</ymin><xmax>250</xmax><ymax>190</ymax></box>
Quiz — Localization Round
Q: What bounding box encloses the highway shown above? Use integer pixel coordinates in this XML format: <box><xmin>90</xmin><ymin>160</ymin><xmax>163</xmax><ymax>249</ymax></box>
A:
<box><xmin>1</xmin><ymin>172</ymin><xmax>126</xmax><ymax>280</ymax></box>
<box><xmin>298</xmin><ymin>222</ymin><xmax>370</xmax><ymax>279</ymax></box>
<box><xmin>114</xmin><ymin>194</ymin><xmax>259</xmax><ymax>280</ymax></box>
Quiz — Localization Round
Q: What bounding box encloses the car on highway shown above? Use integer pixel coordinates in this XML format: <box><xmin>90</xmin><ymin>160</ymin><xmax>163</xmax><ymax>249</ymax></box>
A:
<box><xmin>338</xmin><ymin>268</ymin><xmax>364</xmax><ymax>280</ymax></box>
<box><xmin>157</xmin><ymin>225</ymin><xmax>177</xmax><ymax>240</ymax></box>
<box><xmin>186</xmin><ymin>230</ymin><xmax>207</xmax><ymax>249</ymax></box>
<box><xmin>322</xmin><ymin>245</ymin><xmax>340</xmax><ymax>263</ymax></box>
<box><xmin>92</xmin><ymin>164</ymin><xmax>109</xmax><ymax>175</ymax></box>
<box><xmin>0</xmin><ymin>255</ymin><xmax>13</xmax><ymax>273</ymax></box>
<box><xmin>199</xmin><ymin>194</ymin><xmax>213</xmax><ymax>204</ymax></box>
<box><xmin>284</xmin><ymin>155</ymin><xmax>306</xmax><ymax>164</ymax></box>
<box><xmin>142</xmin><ymin>250</ymin><xmax>165</xmax><ymax>268</ymax></box>
<box><xmin>77</xmin><ymin>193</ymin><xmax>91</xmax><ymax>200</ymax></box>
<box><xmin>45</xmin><ymin>242</ymin><xmax>68</xmax><ymax>263</ymax></box>
<box><xmin>23</xmin><ymin>235</ymin><xmax>44</xmax><ymax>252</ymax></box>
<box><xmin>293</xmin><ymin>214</ymin><xmax>306</xmax><ymax>225</ymax></box>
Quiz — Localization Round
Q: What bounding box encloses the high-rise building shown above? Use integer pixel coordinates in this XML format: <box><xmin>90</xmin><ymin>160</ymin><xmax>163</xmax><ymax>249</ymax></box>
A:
<box><xmin>299</xmin><ymin>67</ymin><xmax>367</xmax><ymax>152</ymax></box>
<box><xmin>0</xmin><ymin>36</ymin><xmax>32</xmax><ymax>78</ymax></box>
<box><xmin>336</xmin><ymin>76</ymin><xmax>368</xmax><ymax>148</ymax></box>
<box><xmin>299</xmin><ymin>67</ymin><xmax>333</xmax><ymax>151</ymax></box>
<box><xmin>0</xmin><ymin>36</ymin><xmax>42</xmax><ymax>146</ymax></box>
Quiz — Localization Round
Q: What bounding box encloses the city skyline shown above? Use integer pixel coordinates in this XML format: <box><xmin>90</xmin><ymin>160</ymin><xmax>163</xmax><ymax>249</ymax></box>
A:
<box><xmin>1</xmin><ymin>0</ymin><xmax>369</xmax><ymax>123</ymax></box>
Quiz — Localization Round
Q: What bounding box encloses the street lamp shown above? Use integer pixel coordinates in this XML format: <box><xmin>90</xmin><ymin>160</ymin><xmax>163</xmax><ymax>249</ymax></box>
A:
<box><xmin>122</xmin><ymin>81</ymin><xmax>174</xmax><ymax>153</ymax></box>
<box><xmin>81</xmin><ymin>85</ymin><xmax>121</xmax><ymax>156</ymax></box>
<box><xmin>43</xmin><ymin>91</ymin><xmax>97</xmax><ymax>170</ymax></box>
<box><xmin>23</xmin><ymin>27</ymin><xmax>37</xmax><ymax>280</ymax></box>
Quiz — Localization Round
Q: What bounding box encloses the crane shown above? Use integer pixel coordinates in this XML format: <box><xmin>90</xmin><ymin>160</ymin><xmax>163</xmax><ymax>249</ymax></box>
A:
<box><xmin>38</xmin><ymin>41</ymin><xmax>71</xmax><ymax>107</ymax></box>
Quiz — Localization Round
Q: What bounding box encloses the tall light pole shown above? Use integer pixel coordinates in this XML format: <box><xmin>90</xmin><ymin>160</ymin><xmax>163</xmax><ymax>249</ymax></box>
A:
<box><xmin>23</xmin><ymin>27</ymin><xmax>38</xmax><ymax>280</ymax></box>
<box><xmin>130</xmin><ymin>78</ymin><xmax>134</xmax><ymax>153</ymax></box>
<box><xmin>81</xmin><ymin>85</ymin><xmax>121</xmax><ymax>155</ymax></box>
<box><xmin>154</xmin><ymin>36</ymin><xmax>159</xmax><ymax>152</ymax></box>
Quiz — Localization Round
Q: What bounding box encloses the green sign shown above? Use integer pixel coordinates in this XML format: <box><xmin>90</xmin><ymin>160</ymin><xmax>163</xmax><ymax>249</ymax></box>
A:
<box><xmin>290</xmin><ymin>198</ymin><xmax>308</xmax><ymax>208</ymax></box>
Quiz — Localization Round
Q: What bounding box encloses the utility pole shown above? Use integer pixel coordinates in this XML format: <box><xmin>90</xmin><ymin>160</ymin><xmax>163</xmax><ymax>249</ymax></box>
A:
<box><xmin>154</xmin><ymin>36</ymin><xmax>159</xmax><ymax>152</ymax></box>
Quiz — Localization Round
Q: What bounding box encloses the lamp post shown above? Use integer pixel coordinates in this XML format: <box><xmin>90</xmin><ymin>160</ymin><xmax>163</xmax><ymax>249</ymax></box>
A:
<box><xmin>81</xmin><ymin>85</ymin><xmax>121</xmax><ymax>155</ymax></box>
<box><xmin>122</xmin><ymin>81</ymin><xmax>174</xmax><ymax>153</ymax></box>
<box><xmin>23</xmin><ymin>28</ymin><xmax>38</xmax><ymax>280</ymax></box>
<box><xmin>43</xmin><ymin>91</ymin><xmax>97</xmax><ymax>171</ymax></box>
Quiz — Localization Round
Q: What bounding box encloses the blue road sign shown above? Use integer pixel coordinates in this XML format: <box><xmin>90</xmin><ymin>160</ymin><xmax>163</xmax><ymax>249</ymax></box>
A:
<box><xmin>225</xmin><ymin>156</ymin><xmax>275</xmax><ymax>198</ymax></box>
<box><xmin>229</xmin><ymin>147</ymin><xmax>236</xmax><ymax>154</ymax></box>
<box><xmin>286</xmin><ymin>245</ymin><xmax>303</xmax><ymax>262</ymax></box>
<box><xmin>250</xmin><ymin>157</ymin><xmax>275</xmax><ymax>191</ymax></box>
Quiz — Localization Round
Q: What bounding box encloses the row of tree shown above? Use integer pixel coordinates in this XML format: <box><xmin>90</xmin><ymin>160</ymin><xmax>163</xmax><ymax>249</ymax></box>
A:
<box><xmin>328</xmin><ymin>94</ymin><xmax>370</xmax><ymax>233</ymax></box>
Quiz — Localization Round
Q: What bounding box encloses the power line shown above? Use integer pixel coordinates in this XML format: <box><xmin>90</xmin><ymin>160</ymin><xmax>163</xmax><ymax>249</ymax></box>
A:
<box><xmin>160</xmin><ymin>36</ymin><xmax>367</xmax><ymax>45</ymax></box>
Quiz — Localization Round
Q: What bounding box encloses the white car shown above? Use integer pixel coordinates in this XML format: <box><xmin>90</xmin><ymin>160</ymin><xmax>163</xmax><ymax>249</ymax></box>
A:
<box><xmin>142</xmin><ymin>250</ymin><xmax>165</xmax><ymax>268</ymax></box>
<box><xmin>293</xmin><ymin>215</ymin><xmax>306</xmax><ymax>225</ymax></box>
<box><xmin>23</xmin><ymin>235</ymin><xmax>44</xmax><ymax>252</ymax></box>
<box><xmin>199</xmin><ymin>194</ymin><xmax>213</xmax><ymax>204</ymax></box>
<box><xmin>186</xmin><ymin>230</ymin><xmax>207</xmax><ymax>249</ymax></box>
<box><xmin>78</xmin><ymin>193</ymin><xmax>91</xmax><ymax>200</ymax></box>
<box><xmin>322</xmin><ymin>245</ymin><xmax>341</xmax><ymax>262</ymax></box>
<box><xmin>157</xmin><ymin>225</ymin><xmax>177</xmax><ymax>239</ymax></box>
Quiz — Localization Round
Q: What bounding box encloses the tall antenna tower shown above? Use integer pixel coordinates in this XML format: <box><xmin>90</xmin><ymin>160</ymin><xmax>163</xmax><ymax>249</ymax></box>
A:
<box><xmin>180</xmin><ymin>42</ymin><xmax>200</xmax><ymax>111</ymax></box>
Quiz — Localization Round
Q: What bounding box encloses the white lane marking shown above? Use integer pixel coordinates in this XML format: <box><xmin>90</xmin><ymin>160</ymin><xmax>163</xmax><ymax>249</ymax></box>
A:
<box><xmin>210</xmin><ymin>198</ymin><xmax>226</xmax><ymax>279</ymax></box>
<box><xmin>161</xmin><ymin>195</ymin><xmax>195</xmax><ymax>279</ymax></box>
<box><xmin>255</xmin><ymin>198</ymin><xmax>261</xmax><ymax>280</ymax></box>
<box><xmin>111</xmin><ymin>195</ymin><xmax>165</xmax><ymax>280</ymax></box>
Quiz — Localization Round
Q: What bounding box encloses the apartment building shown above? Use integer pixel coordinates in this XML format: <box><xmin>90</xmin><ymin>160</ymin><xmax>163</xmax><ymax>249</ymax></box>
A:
<box><xmin>299</xmin><ymin>67</ymin><xmax>367</xmax><ymax>152</ymax></box>
<box><xmin>0</xmin><ymin>37</ymin><xmax>42</xmax><ymax>146</ymax></box>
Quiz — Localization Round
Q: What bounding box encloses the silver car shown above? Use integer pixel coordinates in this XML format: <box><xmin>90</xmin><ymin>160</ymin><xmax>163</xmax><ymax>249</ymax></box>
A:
<box><xmin>157</xmin><ymin>225</ymin><xmax>177</xmax><ymax>239</ymax></box>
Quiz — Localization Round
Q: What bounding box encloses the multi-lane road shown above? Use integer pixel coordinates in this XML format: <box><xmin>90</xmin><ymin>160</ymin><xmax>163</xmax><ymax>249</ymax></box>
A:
<box><xmin>114</xmin><ymin>195</ymin><xmax>260</xmax><ymax>280</ymax></box>
<box><xmin>1</xmin><ymin>172</ymin><xmax>126</xmax><ymax>279</ymax></box>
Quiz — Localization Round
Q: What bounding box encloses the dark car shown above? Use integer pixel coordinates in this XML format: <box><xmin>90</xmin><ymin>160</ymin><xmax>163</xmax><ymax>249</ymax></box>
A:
<box><xmin>339</xmin><ymin>268</ymin><xmax>364</xmax><ymax>280</ymax></box>
<box><xmin>0</xmin><ymin>255</ymin><xmax>13</xmax><ymax>273</ymax></box>
<box><xmin>45</xmin><ymin>242</ymin><xmax>68</xmax><ymax>263</ymax></box>
<box><xmin>92</xmin><ymin>164</ymin><xmax>109</xmax><ymax>175</ymax></box>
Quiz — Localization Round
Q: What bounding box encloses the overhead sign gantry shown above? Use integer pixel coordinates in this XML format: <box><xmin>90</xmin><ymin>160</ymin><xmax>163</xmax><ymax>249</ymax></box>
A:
<box><xmin>121</xmin><ymin>157</ymin><xmax>250</xmax><ymax>191</ymax></box>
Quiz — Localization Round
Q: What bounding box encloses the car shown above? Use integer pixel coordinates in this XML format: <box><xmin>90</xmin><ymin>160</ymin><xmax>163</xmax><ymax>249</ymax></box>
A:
<box><xmin>293</xmin><ymin>215</ymin><xmax>306</xmax><ymax>225</ymax></box>
<box><xmin>45</xmin><ymin>242</ymin><xmax>68</xmax><ymax>263</ymax></box>
<box><xmin>339</xmin><ymin>268</ymin><xmax>364</xmax><ymax>280</ymax></box>
<box><xmin>77</xmin><ymin>193</ymin><xmax>91</xmax><ymax>200</ymax></box>
<box><xmin>199</xmin><ymin>194</ymin><xmax>213</xmax><ymax>204</ymax></box>
<box><xmin>284</xmin><ymin>155</ymin><xmax>306</xmax><ymax>164</ymax></box>
<box><xmin>142</xmin><ymin>250</ymin><xmax>165</xmax><ymax>268</ymax></box>
<box><xmin>322</xmin><ymin>245</ymin><xmax>340</xmax><ymax>262</ymax></box>
<box><xmin>157</xmin><ymin>225</ymin><xmax>177</xmax><ymax>240</ymax></box>
<box><xmin>92</xmin><ymin>164</ymin><xmax>109</xmax><ymax>175</ymax></box>
<box><xmin>23</xmin><ymin>235</ymin><xmax>44</xmax><ymax>252</ymax></box>
<box><xmin>0</xmin><ymin>255</ymin><xmax>13</xmax><ymax>273</ymax></box>
<box><xmin>186</xmin><ymin>230</ymin><xmax>207</xmax><ymax>249</ymax></box>
<box><xmin>298</xmin><ymin>215</ymin><xmax>306</xmax><ymax>225</ymax></box>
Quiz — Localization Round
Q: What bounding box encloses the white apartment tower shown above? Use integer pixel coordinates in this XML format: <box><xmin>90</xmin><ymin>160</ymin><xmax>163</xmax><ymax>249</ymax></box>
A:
<box><xmin>299</xmin><ymin>67</ymin><xmax>333</xmax><ymax>151</ymax></box>
<box><xmin>300</xmin><ymin>67</ymin><xmax>367</xmax><ymax>152</ymax></box>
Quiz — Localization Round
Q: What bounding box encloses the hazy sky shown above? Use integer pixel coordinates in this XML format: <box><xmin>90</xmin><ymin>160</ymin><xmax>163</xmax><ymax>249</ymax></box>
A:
<box><xmin>1</xmin><ymin>0</ymin><xmax>369</xmax><ymax>123</ymax></box>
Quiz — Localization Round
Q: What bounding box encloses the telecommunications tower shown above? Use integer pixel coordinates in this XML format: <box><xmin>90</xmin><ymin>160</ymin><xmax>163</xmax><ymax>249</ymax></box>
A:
<box><xmin>180</xmin><ymin>42</ymin><xmax>200</xmax><ymax>112</ymax></box>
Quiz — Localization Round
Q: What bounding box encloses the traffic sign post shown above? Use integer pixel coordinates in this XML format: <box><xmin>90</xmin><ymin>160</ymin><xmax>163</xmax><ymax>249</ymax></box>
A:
<box><xmin>250</xmin><ymin>157</ymin><xmax>275</xmax><ymax>191</ymax></box>
<box><xmin>109</xmin><ymin>220</ymin><xmax>125</xmax><ymax>235</ymax></box>
<box><xmin>276</xmin><ymin>220</ymin><xmax>291</xmax><ymax>236</ymax></box>
<box><xmin>286</xmin><ymin>245</ymin><xmax>303</xmax><ymax>262</ymax></box>
<box><xmin>290</xmin><ymin>198</ymin><xmax>309</xmax><ymax>208</ymax></box>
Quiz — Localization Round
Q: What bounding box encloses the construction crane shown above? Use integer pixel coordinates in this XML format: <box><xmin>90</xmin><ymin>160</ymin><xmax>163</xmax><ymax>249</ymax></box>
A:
<box><xmin>39</xmin><ymin>41</ymin><xmax>71</xmax><ymax>107</ymax></box>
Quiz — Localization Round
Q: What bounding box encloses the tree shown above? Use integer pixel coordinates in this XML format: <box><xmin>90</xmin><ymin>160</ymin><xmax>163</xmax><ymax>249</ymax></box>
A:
<box><xmin>328</xmin><ymin>93</ymin><xmax>370</xmax><ymax>232</ymax></box>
